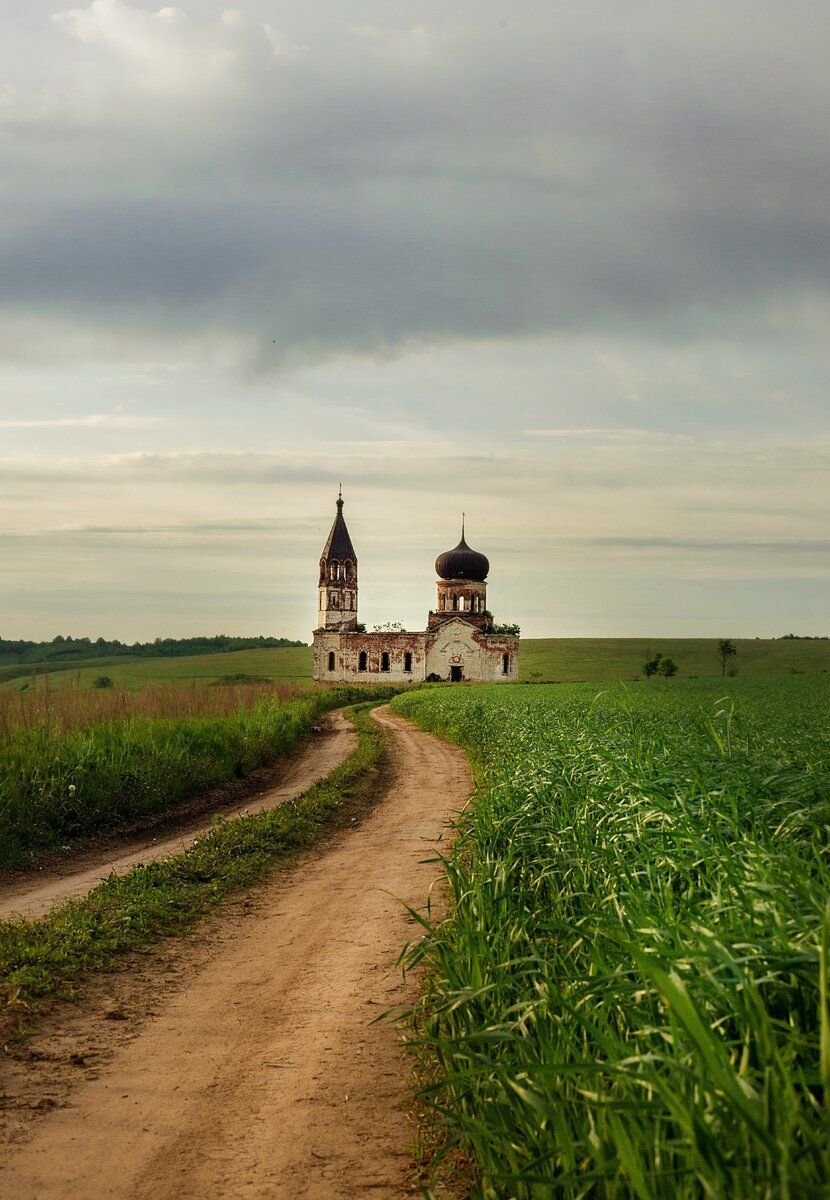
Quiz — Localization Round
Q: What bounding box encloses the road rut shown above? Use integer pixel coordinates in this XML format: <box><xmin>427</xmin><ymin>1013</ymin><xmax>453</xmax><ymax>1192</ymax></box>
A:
<box><xmin>0</xmin><ymin>705</ymin><xmax>472</xmax><ymax>1199</ymax></box>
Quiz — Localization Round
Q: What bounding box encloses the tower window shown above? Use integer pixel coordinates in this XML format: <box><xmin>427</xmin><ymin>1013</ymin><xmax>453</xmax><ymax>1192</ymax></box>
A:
<box><xmin>502</xmin><ymin>653</ymin><xmax>510</xmax><ymax>675</ymax></box>
<box><xmin>452</xmin><ymin>595</ymin><xmax>458</xmax><ymax>611</ymax></box>
<box><xmin>404</xmin><ymin>651</ymin><xmax>412</xmax><ymax>673</ymax></box>
<box><xmin>328</xmin><ymin>651</ymin><xmax>336</xmax><ymax>672</ymax></box>
<box><xmin>458</xmin><ymin>595</ymin><xmax>465</xmax><ymax>612</ymax></box>
<box><xmin>380</xmin><ymin>651</ymin><xmax>390</xmax><ymax>673</ymax></box>
<box><xmin>358</xmin><ymin>650</ymin><xmax>367</xmax><ymax>672</ymax></box>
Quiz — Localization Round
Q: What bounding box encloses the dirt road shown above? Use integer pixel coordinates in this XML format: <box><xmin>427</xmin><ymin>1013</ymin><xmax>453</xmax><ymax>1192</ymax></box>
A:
<box><xmin>0</xmin><ymin>705</ymin><xmax>472</xmax><ymax>1199</ymax></box>
<box><xmin>0</xmin><ymin>708</ymin><xmax>357</xmax><ymax>922</ymax></box>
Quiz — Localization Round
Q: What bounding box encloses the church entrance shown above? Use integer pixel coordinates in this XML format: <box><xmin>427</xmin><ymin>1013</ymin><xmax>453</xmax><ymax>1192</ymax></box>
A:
<box><xmin>450</xmin><ymin>665</ymin><xmax>463</xmax><ymax>682</ymax></box>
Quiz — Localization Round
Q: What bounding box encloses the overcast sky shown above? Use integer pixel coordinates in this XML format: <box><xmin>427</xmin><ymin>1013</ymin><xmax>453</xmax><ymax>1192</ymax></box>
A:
<box><xmin>2</xmin><ymin>0</ymin><xmax>829</xmax><ymax>641</ymax></box>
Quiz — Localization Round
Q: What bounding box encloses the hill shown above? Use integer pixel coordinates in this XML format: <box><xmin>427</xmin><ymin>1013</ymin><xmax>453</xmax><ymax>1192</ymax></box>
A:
<box><xmin>3</xmin><ymin>637</ymin><xmax>829</xmax><ymax>690</ymax></box>
<box><xmin>520</xmin><ymin>637</ymin><xmax>830</xmax><ymax>681</ymax></box>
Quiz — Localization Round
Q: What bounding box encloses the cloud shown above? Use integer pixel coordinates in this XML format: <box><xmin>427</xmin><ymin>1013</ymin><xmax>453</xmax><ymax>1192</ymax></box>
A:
<box><xmin>0</xmin><ymin>412</ymin><xmax>165</xmax><ymax>428</ymax></box>
<box><xmin>0</xmin><ymin>1</ymin><xmax>827</xmax><ymax>368</ymax></box>
<box><xmin>51</xmin><ymin>0</ymin><xmax>241</xmax><ymax>96</ymax></box>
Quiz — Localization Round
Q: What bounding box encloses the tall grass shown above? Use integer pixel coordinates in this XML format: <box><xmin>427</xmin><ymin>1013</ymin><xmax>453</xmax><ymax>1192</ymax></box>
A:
<box><xmin>0</xmin><ymin>679</ymin><xmax>311</xmax><ymax>739</ymax></box>
<box><xmin>0</xmin><ymin>682</ymin><xmax>397</xmax><ymax>868</ymax></box>
<box><xmin>393</xmin><ymin>679</ymin><xmax>830</xmax><ymax>1198</ymax></box>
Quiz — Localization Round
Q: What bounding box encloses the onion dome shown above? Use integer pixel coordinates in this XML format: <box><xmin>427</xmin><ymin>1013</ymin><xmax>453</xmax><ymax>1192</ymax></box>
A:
<box><xmin>435</xmin><ymin>521</ymin><xmax>489</xmax><ymax>581</ymax></box>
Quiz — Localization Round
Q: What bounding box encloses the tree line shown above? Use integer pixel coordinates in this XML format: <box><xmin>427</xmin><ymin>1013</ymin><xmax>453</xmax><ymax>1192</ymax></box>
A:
<box><xmin>0</xmin><ymin>634</ymin><xmax>306</xmax><ymax>663</ymax></box>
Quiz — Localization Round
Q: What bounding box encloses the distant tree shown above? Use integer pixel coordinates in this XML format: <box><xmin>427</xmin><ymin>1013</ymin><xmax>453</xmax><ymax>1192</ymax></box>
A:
<box><xmin>643</xmin><ymin>651</ymin><xmax>663</xmax><ymax>678</ymax></box>
<box><xmin>659</xmin><ymin>657</ymin><xmax>678</xmax><ymax>678</ymax></box>
<box><xmin>492</xmin><ymin>622</ymin><xmax>521</xmax><ymax>636</ymax></box>
<box><xmin>92</xmin><ymin>675</ymin><xmax>114</xmax><ymax>689</ymax></box>
<box><xmin>372</xmin><ymin>621</ymin><xmax>406</xmax><ymax>632</ymax></box>
<box><xmin>718</xmin><ymin>639</ymin><xmax>737</xmax><ymax>677</ymax></box>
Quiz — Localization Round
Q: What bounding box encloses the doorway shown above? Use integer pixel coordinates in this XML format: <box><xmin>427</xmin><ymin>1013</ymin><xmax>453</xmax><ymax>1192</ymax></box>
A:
<box><xmin>450</xmin><ymin>665</ymin><xmax>463</xmax><ymax>682</ymax></box>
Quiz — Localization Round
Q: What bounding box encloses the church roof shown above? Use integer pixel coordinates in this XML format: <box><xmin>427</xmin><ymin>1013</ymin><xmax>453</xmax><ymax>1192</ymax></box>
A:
<box><xmin>435</xmin><ymin>521</ymin><xmax>489</xmax><ymax>581</ymax></box>
<box><xmin>322</xmin><ymin>494</ymin><xmax>356</xmax><ymax>561</ymax></box>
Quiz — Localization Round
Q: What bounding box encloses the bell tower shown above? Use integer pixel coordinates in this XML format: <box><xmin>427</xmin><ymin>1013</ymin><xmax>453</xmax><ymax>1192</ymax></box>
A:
<box><xmin>317</xmin><ymin>487</ymin><xmax>358</xmax><ymax>630</ymax></box>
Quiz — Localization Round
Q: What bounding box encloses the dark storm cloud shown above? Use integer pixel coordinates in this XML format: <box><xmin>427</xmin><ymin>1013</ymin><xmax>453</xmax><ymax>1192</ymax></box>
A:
<box><xmin>2</xmin><ymin>0</ymin><xmax>829</xmax><ymax>364</ymax></box>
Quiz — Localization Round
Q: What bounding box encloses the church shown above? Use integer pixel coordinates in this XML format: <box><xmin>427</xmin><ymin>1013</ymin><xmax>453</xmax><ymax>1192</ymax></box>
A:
<box><xmin>312</xmin><ymin>492</ymin><xmax>519</xmax><ymax>683</ymax></box>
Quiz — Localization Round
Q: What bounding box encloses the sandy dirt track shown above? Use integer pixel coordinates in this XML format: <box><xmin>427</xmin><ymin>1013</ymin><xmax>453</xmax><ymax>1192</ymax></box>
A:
<box><xmin>0</xmin><ymin>708</ymin><xmax>357</xmax><ymax>922</ymax></box>
<box><xmin>0</xmin><ymin>705</ymin><xmax>472</xmax><ymax>1199</ymax></box>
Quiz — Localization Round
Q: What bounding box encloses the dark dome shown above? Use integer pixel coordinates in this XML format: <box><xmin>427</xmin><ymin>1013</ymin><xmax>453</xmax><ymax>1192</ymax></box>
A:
<box><xmin>435</xmin><ymin>533</ymin><xmax>489</xmax><ymax>581</ymax></box>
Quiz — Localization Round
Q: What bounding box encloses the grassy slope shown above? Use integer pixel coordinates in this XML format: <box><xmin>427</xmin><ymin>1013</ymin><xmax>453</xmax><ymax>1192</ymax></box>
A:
<box><xmin>4</xmin><ymin>638</ymin><xmax>830</xmax><ymax>690</ymax></box>
<box><xmin>3</xmin><ymin>646</ymin><xmax>314</xmax><ymax>689</ymax></box>
<box><xmin>518</xmin><ymin>636</ymin><xmax>830</xmax><ymax>681</ymax></box>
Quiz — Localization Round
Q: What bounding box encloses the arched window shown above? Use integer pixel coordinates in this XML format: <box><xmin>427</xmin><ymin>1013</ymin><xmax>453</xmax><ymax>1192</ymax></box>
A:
<box><xmin>358</xmin><ymin>650</ymin><xmax>367</xmax><ymax>672</ymax></box>
<box><xmin>331</xmin><ymin>593</ymin><xmax>339</xmax><ymax>608</ymax></box>
<box><xmin>452</xmin><ymin>595</ymin><xmax>458</xmax><ymax>611</ymax></box>
<box><xmin>458</xmin><ymin>595</ymin><xmax>465</xmax><ymax>612</ymax></box>
<box><xmin>502</xmin><ymin>653</ymin><xmax>510</xmax><ymax>675</ymax></box>
<box><xmin>404</xmin><ymin>651</ymin><xmax>412</xmax><ymax>673</ymax></box>
<box><xmin>439</xmin><ymin>595</ymin><xmax>445</xmax><ymax>611</ymax></box>
<box><xmin>328</xmin><ymin>650</ymin><xmax>336</xmax><ymax>672</ymax></box>
<box><xmin>380</xmin><ymin>651</ymin><xmax>390</xmax><ymax>673</ymax></box>
<box><xmin>330</xmin><ymin>562</ymin><xmax>337</xmax><ymax>580</ymax></box>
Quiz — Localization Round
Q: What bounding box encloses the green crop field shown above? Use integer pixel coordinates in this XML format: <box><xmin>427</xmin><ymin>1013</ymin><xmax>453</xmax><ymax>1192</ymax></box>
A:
<box><xmin>392</xmin><ymin>678</ymin><xmax>830</xmax><ymax>1197</ymax></box>
<box><xmin>4</xmin><ymin>638</ymin><xmax>830</xmax><ymax>692</ymax></box>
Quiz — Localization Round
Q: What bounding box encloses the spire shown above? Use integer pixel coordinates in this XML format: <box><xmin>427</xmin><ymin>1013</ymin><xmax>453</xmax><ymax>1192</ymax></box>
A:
<box><xmin>461</xmin><ymin>512</ymin><xmax>465</xmax><ymax>542</ymax></box>
<box><xmin>322</xmin><ymin>489</ymin><xmax>356</xmax><ymax>560</ymax></box>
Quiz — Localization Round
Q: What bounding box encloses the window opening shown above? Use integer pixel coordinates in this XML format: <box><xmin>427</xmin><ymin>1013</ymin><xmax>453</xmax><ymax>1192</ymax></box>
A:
<box><xmin>380</xmin><ymin>651</ymin><xmax>390</xmax><ymax>673</ymax></box>
<box><xmin>358</xmin><ymin>650</ymin><xmax>367</xmax><ymax>672</ymax></box>
<box><xmin>328</xmin><ymin>651</ymin><xmax>336</xmax><ymax>671</ymax></box>
<box><xmin>503</xmin><ymin>653</ymin><xmax>510</xmax><ymax>675</ymax></box>
<box><xmin>404</xmin><ymin>651</ymin><xmax>412</xmax><ymax>672</ymax></box>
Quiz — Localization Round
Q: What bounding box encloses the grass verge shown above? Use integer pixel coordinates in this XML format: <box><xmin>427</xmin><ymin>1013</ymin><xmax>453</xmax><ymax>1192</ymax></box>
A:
<box><xmin>0</xmin><ymin>702</ymin><xmax>387</xmax><ymax>1028</ymax></box>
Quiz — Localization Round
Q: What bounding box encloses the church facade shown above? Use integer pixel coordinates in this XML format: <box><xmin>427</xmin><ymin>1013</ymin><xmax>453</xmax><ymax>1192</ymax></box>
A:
<box><xmin>312</xmin><ymin>493</ymin><xmax>519</xmax><ymax>684</ymax></box>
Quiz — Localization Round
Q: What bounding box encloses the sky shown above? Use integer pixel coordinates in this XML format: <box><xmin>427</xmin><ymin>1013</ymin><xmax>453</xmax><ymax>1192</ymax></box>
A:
<box><xmin>1</xmin><ymin>0</ymin><xmax>829</xmax><ymax>642</ymax></box>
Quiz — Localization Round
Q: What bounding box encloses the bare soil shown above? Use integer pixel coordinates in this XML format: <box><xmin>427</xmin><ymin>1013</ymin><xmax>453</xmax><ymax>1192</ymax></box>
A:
<box><xmin>0</xmin><ymin>706</ymin><xmax>472</xmax><ymax>1199</ymax></box>
<box><xmin>0</xmin><ymin>708</ymin><xmax>357</xmax><ymax>922</ymax></box>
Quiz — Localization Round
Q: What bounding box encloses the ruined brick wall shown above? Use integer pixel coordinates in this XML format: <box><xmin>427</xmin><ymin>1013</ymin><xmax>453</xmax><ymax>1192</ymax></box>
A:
<box><xmin>313</xmin><ymin>630</ymin><xmax>427</xmax><ymax>682</ymax></box>
<box><xmin>314</xmin><ymin>626</ymin><xmax>519</xmax><ymax>684</ymax></box>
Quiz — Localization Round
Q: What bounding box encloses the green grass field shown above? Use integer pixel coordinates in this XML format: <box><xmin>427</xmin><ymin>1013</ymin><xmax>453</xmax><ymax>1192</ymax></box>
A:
<box><xmin>392</xmin><ymin>678</ymin><xmax>830</xmax><ymax>1197</ymax></box>
<box><xmin>4</xmin><ymin>637</ymin><xmax>830</xmax><ymax>691</ymax></box>
<box><xmin>519</xmin><ymin>636</ymin><xmax>830</xmax><ymax>681</ymax></box>
<box><xmin>2</xmin><ymin>646</ymin><xmax>314</xmax><ymax>690</ymax></box>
